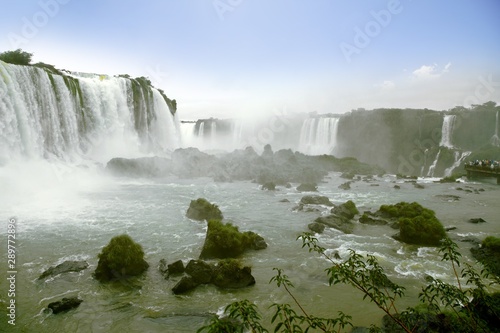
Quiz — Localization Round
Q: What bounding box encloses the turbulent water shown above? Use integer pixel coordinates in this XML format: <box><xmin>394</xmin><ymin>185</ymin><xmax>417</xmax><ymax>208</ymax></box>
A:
<box><xmin>1</xmin><ymin>166</ymin><xmax>499</xmax><ymax>332</ymax></box>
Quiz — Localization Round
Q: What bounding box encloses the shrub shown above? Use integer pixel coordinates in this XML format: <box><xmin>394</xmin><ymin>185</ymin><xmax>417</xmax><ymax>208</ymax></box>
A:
<box><xmin>482</xmin><ymin>236</ymin><xmax>500</xmax><ymax>252</ymax></box>
<box><xmin>0</xmin><ymin>49</ymin><xmax>33</xmax><ymax>65</ymax></box>
<box><xmin>94</xmin><ymin>234</ymin><xmax>149</xmax><ymax>282</ymax></box>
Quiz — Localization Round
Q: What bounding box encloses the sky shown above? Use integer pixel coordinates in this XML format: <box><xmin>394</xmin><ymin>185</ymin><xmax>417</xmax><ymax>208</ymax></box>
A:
<box><xmin>1</xmin><ymin>0</ymin><xmax>500</xmax><ymax>120</ymax></box>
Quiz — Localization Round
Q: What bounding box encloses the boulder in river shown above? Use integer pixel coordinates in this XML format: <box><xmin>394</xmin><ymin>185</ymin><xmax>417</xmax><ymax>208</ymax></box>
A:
<box><xmin>38</xmin><ymin>260</ymin><xmax>89</xmax><ymax>280</ymax></box>
<box><xmin>47</xmin><ymin>297</ymin><xmax>83</xmax><ymax>314</ymax></box>
<box><xmin>186</xmin><ymin>198</ymin><xmax>224</xmax><ymax>222</ymax></box>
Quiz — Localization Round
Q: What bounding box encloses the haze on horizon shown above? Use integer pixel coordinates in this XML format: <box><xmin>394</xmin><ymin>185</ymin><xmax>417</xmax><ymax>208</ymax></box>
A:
<box><xmin>1</xmin><ymin>0</ymin><xmax>499</xmax><ymax>120</ymax></box>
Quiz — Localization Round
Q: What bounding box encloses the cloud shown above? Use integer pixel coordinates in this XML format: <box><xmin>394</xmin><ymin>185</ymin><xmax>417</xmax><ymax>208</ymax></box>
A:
<box><xmin>376</xmin><ymin>80</ymin><xmax>395</xmax><ymax>91</ymax></box>
<box><xmin>412</xmin><ymin>62</ymin><xmax>452</xmax><ymax>80</ymax></box>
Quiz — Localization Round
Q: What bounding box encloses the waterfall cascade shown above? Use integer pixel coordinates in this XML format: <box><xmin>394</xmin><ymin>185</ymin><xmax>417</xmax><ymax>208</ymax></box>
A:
<box><xmin>0</xmin><ymin>61</ymin><xmax>180</xmax><ymax>163</ymax></box>
<box><xmin>298</xmin><ymin>117</ymin><xmax>339</xmax><ymax>155</ymax></box>
<box><xmin>491</xmin><ymin>111</ymin><xmax>500</xmax><ymax>147</ymax></box>
<box><xmin>439</xmin><ymin>115</ymin><xmax>456</xmax><ymax>148</ymax></box>
<box><xmin>427</xmin><ymin>149</ymin><xmax>441</xmax><ymax>177</ymax></box>
<box><xmin>444</xmin><ymin>151</ymin><xmax>471</xmax><ymax>177</ymax></box>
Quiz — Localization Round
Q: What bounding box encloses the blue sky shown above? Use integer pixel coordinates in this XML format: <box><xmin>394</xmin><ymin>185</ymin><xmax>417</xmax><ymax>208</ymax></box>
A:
<box><xmin>1</xmin><ymin>0</ymin><xmax>499</xmax><ymax>119</ymax></box>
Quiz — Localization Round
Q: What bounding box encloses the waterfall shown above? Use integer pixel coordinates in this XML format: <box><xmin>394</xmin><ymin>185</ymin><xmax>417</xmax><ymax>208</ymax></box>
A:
<box><xmin>0</xmin><ymin>61</ymin><xmax>180</xmax><ymax>163</ymax></box>
<box><xmin>491</xmin><ymin>111</ymin><xmax>500</xmax><ymax>146</ymax></box>
<box><xmin>439</xmin><ymin>115</ymin><xmax>455</xmax><ymax>148</ymax></box>
<box><xmin>444</xmin><ymin>151</ymin><xmax>471</xmax><ymax>177</ymax></box>
<box><xmin>298</xmin><ymin>117</ymin><xmax>339</xmax><ymax>155</ymax></box>
<box><xmin>427</xmin><ymin>149</ymin><xmax>441</xmax><ymax>177</ymax></box>
<box><xmin>210</xmin><ymin>121</ymin><xmax>217</xmax><ymax>146</ymax></box>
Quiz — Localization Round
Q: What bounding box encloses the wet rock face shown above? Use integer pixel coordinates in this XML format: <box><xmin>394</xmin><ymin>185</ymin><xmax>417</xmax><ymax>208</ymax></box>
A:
<box><xmin>296</xmin><ymin>183</ymin><xmax>318</xmax><ymax>192</ymax></box>
<box><xmin>47</xmin><ymin>297</ymin><xmax>83</xmax><ymax>314</ymax></box>
<box><xmin>38</xmin><ymin>260</ymin><xmax>89</xmax><ymax>280</ymax></box>
<box><xmin>186</xmin><ymin>198</ymin><xmax>224</xmax><ymax>221</ymax></box>
<box><xmin>300</xmin><ymin>195</ymin><xmax>334</xmax><ymax>206</ymax></box>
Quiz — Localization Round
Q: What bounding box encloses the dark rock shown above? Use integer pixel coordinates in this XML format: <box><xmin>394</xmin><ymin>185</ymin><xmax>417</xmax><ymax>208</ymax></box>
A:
<box><xmin>456</xmin><ymin>187</ymin><xmax>463</xmax><ymax>191</ymax></box>
<box><xmin>285</xmin><ymin>183</ymin><xmax>292</xmax><ymax>188</ymax></box>
<box><xmin>185</xmin><ymin>260</ymin><xmax>213</xmax><ymax>284</ymax></box>
<box><xmin>186</xmin><ymin>198</ymin><xmax>223</xmax><ymax>221</ymax></box>
<box><xmin>340</xmin><ymin>172</ymin><xmax>355</xmax><ymax>179</ymax></box>
<box><xmin>47</xmin><ymin>297</ymin><xmax>83</xmax><ymax>314</ymax></box>
<box><xmin>338</xmin><ymin>181</ymin><xmax>351</xmax><ymax>190</ymax></box>
<box><xmin>435</xmin><ymin>194</ymin><xmax>460</xmax><ymax>202</ymax></box>
<box><xmin>172</xmin><ymin>276</ymin><xmax>200</xmax><ymax>295</ymax></box>
<box><xmin>469</xmin><ymin>218</ymin><xmax>486</xmax><ymax>224</ymax></box>
<box><xmin>94</xmin><ymin>234</ymin><xmax>149</xmax><ymax>283</ymax></box>
<box><xmin>413</xmin><ymin>183</ymin><xmax>425</xmax><ymax>189</ymax></box>
<box><xmin>359</xmin><ymin>214</ymin><xmax>388</xmax><ymax>226</ymax></box>
<box><xmin>39</xmin><ymin>260</ymin><xmax>89</xmax><ymax>280</ymax></box>
<box><xmin>445</xmin><ymin>226</ymin><xmax>457</xmax><ymax>232</ymax></box>
<box><xmin>106</xmin><ymin>157</ymin><xmax>172</xmax><ymax>177</ymax></box>
<box><xmin>296</xmin><ymin>183</ymin><xmax>318</xmax><ymax>192</ymax></box>
<box><xmin>370</xmin><ymin>184</ymin><xmax>379</xmax><ymax>186</ymax></box>
<box><xmin>211</xmin><ymin>260</ymin><xmax>256</xmax><ymax>289</ymax></box>
<box><xmin>331</xmin><ymin>200</ymin><xmax>359</xmax><ymax>220</ymax></box>
<box><xmin>308</xmin><ymin>222</ymin><xmax>326</xmax><ymax>234</ymax></box>
<box><xmin>279</xmin><ymin>198</ymin><xmax>290</xmax><ymax>203</ymax></box>
<box><xmin>168</xmin><ymin>260</ymin><xmax>185</xmax><ymax>276</ymax></box>
<box><xmin>393</xmin><ymin>185</ymin><xmax>401</xmax><ymax>189</ymax></box>
<box><xmin>315</xmin><ymin>215</ymin><xmax>354</xmax><ymax>234</ymax></box>
<box><xmin>261</xmin><ymin>182</ymin><xmax>276</xmax><ymax>190</ymax></box>
<box><xmin>300</xmin><ymin>195</ymin><xmax>333</xmax><ymax>206</ymax></box>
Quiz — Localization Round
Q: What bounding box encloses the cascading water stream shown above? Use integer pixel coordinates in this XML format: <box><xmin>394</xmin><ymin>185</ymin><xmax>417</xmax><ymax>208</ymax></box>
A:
<box><xmin>427</xmin><ymin>149</ymin><xmax>441</xmax><ymax>177</ymax></box>
<box><xmin>0</xmin><ymin>61</ymin><xmax>180</xmax><ymax>163</ymax></box>
<box><xmin>444</xmin><ymin>151</ymin><xmax>471</xmax><ymax>177</ymax></box>
<box><xmin>439</xmin><ymin>115</ymin><xmax>455</xmax><ymax>148</ymax></box>
<box><xmin>298</xmin><ymin>117</ymin><xmax>339</xmax><ymax>155</ymax></box>
<box><xmin>491</xmin><ymin>111</ymin><xmax>499</xmax><ymax>146</ymax></box>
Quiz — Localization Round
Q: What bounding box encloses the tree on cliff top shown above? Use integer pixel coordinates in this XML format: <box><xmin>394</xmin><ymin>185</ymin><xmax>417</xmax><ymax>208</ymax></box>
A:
<box><xmin>0</xmin><ymin>49</ymin><xmax>33</xmax><ymax>65</ymax></box>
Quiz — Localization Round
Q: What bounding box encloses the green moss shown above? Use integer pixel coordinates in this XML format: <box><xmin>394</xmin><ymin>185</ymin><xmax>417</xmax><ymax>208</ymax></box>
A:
<box><xmin>200</xmin><ymin>220</ymin><xmax>264</xmax><ymax>259</ymax></box>
<box><xmin>94</xmin><ymin>234</ymin><xmax>149</xmax><ymax>282</ymax></box>
<box><xmin>379</xmin><ymin>202</ymin><xmax>446</xmax><ymax>246</ymax></box>
<box><xmin>344</xmin><ymin>200</ymin><xmax>359</xmax><ymax>216</ymax></box>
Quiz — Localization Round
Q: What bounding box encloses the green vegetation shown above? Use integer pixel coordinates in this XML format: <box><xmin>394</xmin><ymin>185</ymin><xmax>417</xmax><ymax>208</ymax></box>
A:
<box><xmin>200</xmin><ymin>220</ymin><xmax>265</xmax><ymax>259</ymax></box>
<box><xmin>0</xmin><ymin>49</ymin><xmax>33</xmax><ymax>65</ymax></box>
<box><xmin>379</xmin><ymin>202</ymin><xmax>446</xmax><ymax>246</ymax></box>
<box><xmin>94</xmin><ymin>234</ymin><xmax>149</xmax><ymax>282</ymax></box>
<box><xmin>186</xmin><ymin>198</ymin><xmax>224</xmax><ymax>221</ymax></box>
<box><xmin>483</xmin><ymin>236</ymin><xmax>500</xmax><ymax>252</ymax></box>
<box><xmin>199</xmin><ymin>235</ymin><xmax>500</xmax><ymax>332</ymax></box>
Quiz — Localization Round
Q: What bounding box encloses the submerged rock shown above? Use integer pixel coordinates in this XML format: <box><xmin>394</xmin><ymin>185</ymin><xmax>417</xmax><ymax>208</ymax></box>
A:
<box><xmin>300</xmin><ymin>195</ymin><xmax>334</xmax><ymax>206</ymax></box>
<box><xmin>261</xmin><ymin>182</ymin><xmax>276</xmax><ymax>190</ymax></box>
<box><xmin>185</xmin><ymin>260</ymin><xmax>213</xmax><ymax>284</ymax></box>
<box><xmin>159</xmin><ymin>259</ymin><xmax>184</xmax><ymax>278</ymax></box>
<box><xmin>38</xmin><ymin>260</ymin><xmax>89</xmax><ymax>280</ymax></box>
<box><xmin>314</xmin><ymin>215</ymin><xmax>354</xmax><ymax>234</ymax></box>
<box><xmin>296</xmin><ymin>183</ymin><xmax>318</xmax><ymax>192</ymax></box>
<box><xmin>308</xmin><ymin>222</ymin><xmax>326</xmax><ymax>234</ymax></box>
<box><xmin>48</xmin><ymin>297</ymin><xmax>83</xmax><ymax>314</ymax></box>
<box><xmin>359</xmin><ymin>213</ymin><xmax>388</xmax><ymax>226</ymax></box>
<box><xmin>469</xmin><ymin>218</ymin><xmax>486</xmax><ymax>224</ymax></box>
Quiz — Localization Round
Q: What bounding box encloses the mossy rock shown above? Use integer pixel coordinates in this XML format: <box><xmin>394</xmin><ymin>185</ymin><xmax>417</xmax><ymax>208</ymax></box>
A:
<box><xmin>211</xmin><ymin>259</ymin><xmax>255</xmax><ymax>289</ymax></box>
<box><xmin>186</xmin><ymin>198</ymin><xmax>223</xmax><ymax>221</ymax></box>
<box><xmin>300</xmin><ymin>195</ymin><xmax>334</xmax><ymax>206</ymax></box>
<box><xmin>296</xmin><ymin>183</ymin><xmax>318</xmax><ymax>192</ymax></box>
<box><xmin>94</xmin><ymin>234</ymin><xmax>149</xmax><ymax>282</ymax></box>
<box><xmin>199</xmin><ymin>220</ymin><xmax>267</xmax><ymax>259</ymax></box>
<box><xmin>331</xmin><ymin>200</ymin><xmax>359</xmax><ymax>220</ymax></box>
<box><xmin>378</xmin><ymin>202</ymin><xmax>446</xmax><ymax>246</ymax></box>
